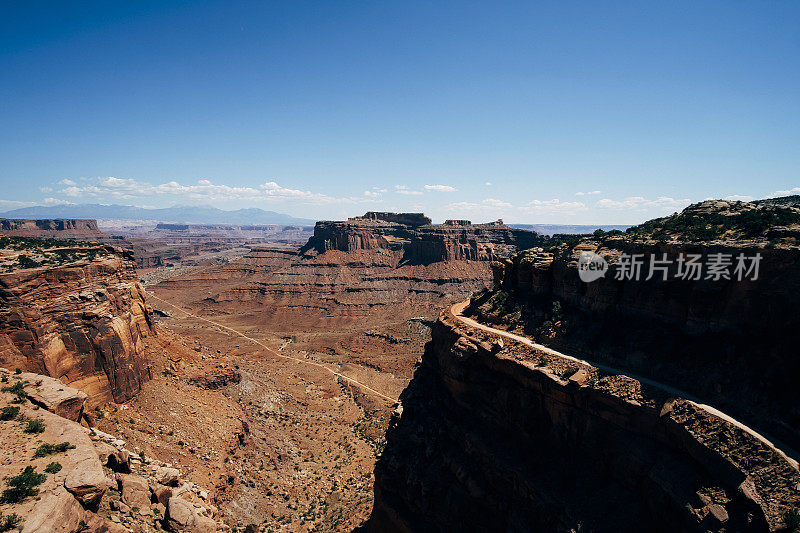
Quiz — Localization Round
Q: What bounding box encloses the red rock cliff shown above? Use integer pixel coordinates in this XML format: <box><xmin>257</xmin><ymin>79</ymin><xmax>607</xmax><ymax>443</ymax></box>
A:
<box><xmin>0</xmin><ymin>246</ymin><xmax>154</xmax><ymax>406</ymax></box>
<box><xmin>368</xmin><ymin>308</ymin><xmax>799</xmax><ymax>532</ymax></box>
<box><xmin>302</xmin><ymin>212</ymin><xmax>544</xmax><ymax>263</ymax></box>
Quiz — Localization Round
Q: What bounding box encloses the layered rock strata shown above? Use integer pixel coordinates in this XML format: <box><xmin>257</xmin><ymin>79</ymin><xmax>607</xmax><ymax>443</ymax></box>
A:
<box><xmin>0</xmin><ymin>218</ymin><xmax>102</xmax><ymax>238</ymax></box>
<box><xmin>368</xmin><ymin>308</ymin><xmax>800</xmax><ymax>532</ymax></box>
<box><xmin>302</xmin><ymin>212</ymin><xmax>544</xmax><ymax>263</ymax></box>
<box><xmin>488</xmin><ymin>239</ymin><xmax>800</xmax><ymax>452</ymax></box>
<box><xmin>0</xmin><ymin>247</ymin><xmax>154</xmax><ymax>406</ymax></box>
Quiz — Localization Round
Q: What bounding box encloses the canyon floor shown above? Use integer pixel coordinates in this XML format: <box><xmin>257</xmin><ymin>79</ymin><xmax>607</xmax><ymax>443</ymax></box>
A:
<box><xmin>93</xmin><ymin>246</ymin><xmax>491</xmax><ymax>531</ymax></box>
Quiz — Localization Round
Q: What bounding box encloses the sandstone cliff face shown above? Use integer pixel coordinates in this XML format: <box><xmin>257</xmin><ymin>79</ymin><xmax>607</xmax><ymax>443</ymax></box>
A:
<box><xmin>0</xmin><ymin>247</ymin><xmax>154</xmax><ymax>406</ymax></box>
<box><xmin>488</xmin><ymin>240</ymin><xmax>800</xmax><ymax>452</ymax></box>
<box><xmin>0</xmin><ymin>218</ymin><xmax>102</xmax><ymax>237</ymax></box>
<box><xmin>369</xmin><ymin>310</ymin><xmax>799</xmax><ymax>532</ymax></box>
<box><xmin>302</xmin><ymin>213</ymin><xmax>544</xmax><ymax>263</ymax></box>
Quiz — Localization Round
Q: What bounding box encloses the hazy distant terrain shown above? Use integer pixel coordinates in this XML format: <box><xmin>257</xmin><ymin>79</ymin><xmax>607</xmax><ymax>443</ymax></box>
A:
<box><xmin>0</xmin><ymin>203</ymin><xmax>314</xmax><ymax>225</ymax></box>
<box><xmin>509</xmin><ymin>223</ymin><xmax>631</xmax><ymax>235</ymax></box>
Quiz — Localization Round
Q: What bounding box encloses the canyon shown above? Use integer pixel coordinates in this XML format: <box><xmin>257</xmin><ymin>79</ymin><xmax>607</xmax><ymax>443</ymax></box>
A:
<box><xmin>369</xmin><ymin>200</ymin><xmax>800</xmax><ymax>532</ymax></box>
<box><xmin>1</xmin><ymin>203</ymin><xmax>799</xmax><ymax>532</ymax></box>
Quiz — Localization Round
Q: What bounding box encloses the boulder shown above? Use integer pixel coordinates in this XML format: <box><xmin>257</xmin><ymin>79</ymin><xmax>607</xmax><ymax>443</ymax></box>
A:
<box><xmin>18</xmin><ymin>372</ymin><xmax>87</xmax><ymax>422</ymax></box>
<box><xmin>150</xmin><ymin>482</ymin><xmax>174</xmax><ymax>506</ymax></box>
<box><xmin>82</xmin><ymin>513</ymin><xmax>130</xmax><ymax>533</ymax></box>
<box><xmin>155</xmin><ymin>466</ymin><xmax>180</xmax><ymax>486</ymax></box>
<box><xmin>166</xmin><ymin>497</ymin><xmax>216</xmax><ymax>533</ymax></box>
<box><xmin>64</xmin><ymin>456</ymin><xmax>112</xmax><ymax>508</ymax></box>
<box><xmin>21</xmin><ymin>486</ymin><xmax>86</xmax><ymax>533</ymax></box>
<box><xmin>119</xmin><ymin>474</ymin><xmax>152</xmax><ymax>513</ymax></box>
<box><xmin>95</xmin><ymin>442</ymin><xmax>131</xmax><ymax>473</ymax></box>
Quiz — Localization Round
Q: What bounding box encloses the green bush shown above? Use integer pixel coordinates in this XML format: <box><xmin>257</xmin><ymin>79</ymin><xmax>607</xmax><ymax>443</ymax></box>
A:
<box><xmin>562</xmin><ymin>365</ymin><xmax>579</xmax><ymax>378</ymax></box>
<box><xmin>785</xmin><ymin>508</ymin><xmax>800</xmax><ymax>532</ymax></box>
<box><xmin>0</xmin><ymin>406</ymin><xmax>19</xmax><ymax>421</ymax></box>
<box><xmin>0</xmin><ymin>466</ymin><xmax>46</xmax><ymax>504</ymax></box>
<box><xmin>2</xmin><ymin>381</ymin><xmax>27</xmax><ymax>402</ymax></box>
<box><xmin>24</xmin><ymin>419</ymin><xmax>46</xmax><ymax>434</ymax></box>
<box><xmin>33</xmin><ymin>441</ymin><xmax>75</xmax><ymax>457</ymax></box>
<box><xmin>0</xmin><ymin>514</ymin><xmax>21</xmax><ymax>532</ymax></box>
<box><xmin>44</xmin><ymin>462</ymin><xmax>62</xmax><ymax>474</ymax></box>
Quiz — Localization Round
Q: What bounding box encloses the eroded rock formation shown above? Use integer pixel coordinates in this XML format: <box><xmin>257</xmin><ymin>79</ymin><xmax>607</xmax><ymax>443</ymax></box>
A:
<box><xmin>0</xmin><ymin>367</ymin><xmax>224</xmax><ymax>533</ymax></box>
<box><xmin>488</xmin><ymin>239</ymin><xmax>800</xmax><ymax>453</ymax></box>
<box><xmin>0</xmin><ymin>246</ymin><xmax>154</xmax><ymax>406</ymax></box>
<box><xmin>0</xmin><ymin>218</ymin><xmax>102</xmax><ymax>238</ymax></box>
<box><xmin>302</xmin><ymin>212</ymin><xmax>544</xmax><ymax>263</ymax></box>
<box><xmin>368</xmin><ymin>308</ymin><xmax>800</xmax><ymax>532</ymax></box>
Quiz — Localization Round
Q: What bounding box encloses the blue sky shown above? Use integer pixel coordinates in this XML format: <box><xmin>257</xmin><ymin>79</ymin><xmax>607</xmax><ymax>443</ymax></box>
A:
<box><xmin>1</xmin><ymin>1</ymin><xmax>799</xmax><ymax>223</ymax></box>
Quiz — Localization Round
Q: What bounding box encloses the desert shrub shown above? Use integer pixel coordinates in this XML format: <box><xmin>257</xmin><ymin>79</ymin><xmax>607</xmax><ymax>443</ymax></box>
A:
<box><xmin>561</xmin><ymin>365</ymin><xmax>578</xmax><ymax>378</ymax></box>
<box><xmin>34</xmin><ymin>441</ymin><xmax>75</xmax><ymax>457</ymax></box>
<box><xmin>538</xmin><ymin>320</ymin><xmax>553</xmax><ymax>335</ymax></box>
<box><xmin>44</xmin><ymin>462</ymin><xmax>62</xmax><ymax>474</ymax></box>
<box><xmin>536</xmin><ymin>355</ymin><xmax>549</xmax><ymax>367</ymax></box>
<box><xmin>0</xmin><ymin>466</ymin><xmax>46</xmax><ymax>504</ymax></box>
<box><xmin>13</xmin><ymin>369</ymin><xmax>20</xmax><ymax>375</ymax></box>
<box><xmin>2</xmin><ymin>381</ymin><xmax>27</xmax><ymax>402</ymax></box>
<box><xmin>785</xmin><ymin>508</ymin><xmax>800</xmax><ymax>532</ymax></box>
<box><xmin>24</xmin><ymin>419</ymin><xmax>46</xmax><ymax>434</ymax></box>
<box><xmin>551</xmin><ymin>300</ymin><xmax>563</xmax><ymax>320</ymax></box>
<box><xmin>0</xmin><ymin>514</ymin><xmax>21</xmax><ymax>532</ymax></box>
<box><xmin>16</xmin><ymin>255</ymin><xmax>40</xmax><ymax>269</ymax></box>
<box><xmin>0</xmin><ymin>406</ymin><xmax>19</xmax><ymax>421</ymax></box>
<box><xmin>0</xmin><ymin>376</ymin><xmax>7</xmax><ymax>383</ymax></box>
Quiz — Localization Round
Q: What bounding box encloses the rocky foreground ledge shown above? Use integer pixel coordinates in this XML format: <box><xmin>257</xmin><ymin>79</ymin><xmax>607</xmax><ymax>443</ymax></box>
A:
<box><xmin>367</xmin><ymin>306</ymin><xmax>800</xmax><ymax>532</ymax></box>
<box><xmin>0</xmin><ymin>368</ymin><xmax>225</xmax><ymax>533</ymax></box>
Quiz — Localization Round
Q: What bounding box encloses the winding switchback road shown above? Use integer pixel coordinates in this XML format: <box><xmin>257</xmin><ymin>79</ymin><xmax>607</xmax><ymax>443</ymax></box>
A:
<box><xmin>450</xmin><ymin>301</ymin><xmax>800</xmax><ymax>470</ymax></box>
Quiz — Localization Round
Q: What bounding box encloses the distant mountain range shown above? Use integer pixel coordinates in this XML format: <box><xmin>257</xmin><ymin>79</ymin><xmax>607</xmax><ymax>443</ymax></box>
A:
<box><xmin>0</xmin><ymin>204</ymin><xmax>315</xmax><ymax>226</ymax></box>
<box><xmin>509</xmin><ymin>223</ymin><xmax>631</xmax><ymax>235</ymax></box>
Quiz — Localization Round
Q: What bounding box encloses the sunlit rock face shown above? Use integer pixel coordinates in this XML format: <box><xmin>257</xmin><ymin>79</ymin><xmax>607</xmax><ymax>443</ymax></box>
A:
<box><xmin>302</xmin><ymin>212</ymin><xmax>545</xmax><ymax>264</ymax></box>
<box><xmin>0</xmin><ymin>247</ymin><xmax>154</xmax><ymax>406</ymax></box>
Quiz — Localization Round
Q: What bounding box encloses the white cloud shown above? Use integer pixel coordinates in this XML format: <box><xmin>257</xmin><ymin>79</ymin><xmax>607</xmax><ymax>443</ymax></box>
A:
<box><xmin>521</xmin><ymin>199</ymin><xmax>587</xmax><ymax>214</ymax></box>
<box><xmin>424</xmin><ymin>184</ymin><xmax>457</xmax><ymax>192</ymax></box>
<box><xmin>364</xmin><ymin>187</ymin><xmax>387</xmax><ymax>198</ymax></box>
<box><xmin>724</xmin><ymin>195</ymin><xmax>754</xmax><ymax>202</ymax></box>
<box><xmin>54</xmin><ymin>176</ymin><xmax>364</xmax><ymax>205</ymax></box>
<box><xmin>773</xmin><ymin>187</ymin><xmax>800</xmax><ymax>196</ymax></box>
<box><xmin>595</xmin><ymin>196</ymin><xmax>690</xmax><ymax>210</ymax></box>
<box><xmin>0</xmin><ymin>199</ymin><xmax>37</xmax><ymax>210</ymax></box>
<box><xmin>484</xmin><ymin>181</ymin><xmax>492</xmax><ymax>186</ymax></box>
<box><xmin>575</xmin><ymin>190</ymin><xmax>602</xmax><ymax>196</ymax></box>
<box><xmin>395</xmin><ymin>185</ymin><xmax>409</xmax><ymax>190</ymax></box>
<box><xmin>59</xmin><ymin>179</ymin><xmax>76</xmax><ymax>186</ymax></box>
<box><xmin>39</xmin><ymin>186</ymin><xmax>53</xmax><ymax>193</ymax></box>
<box><xmin>397</xmin><ymin>190</ymin><xmax>423</xmax><ymax>196</ymax></box>
<box><xmin>483</xmin><ymin>198</ymin><xmax>512</xmax><ymax>208</ymax></box>
<box><xmin>43</xmin><ymin>198</ymin><xmax>74</xmax><ymax>206</ymax></box>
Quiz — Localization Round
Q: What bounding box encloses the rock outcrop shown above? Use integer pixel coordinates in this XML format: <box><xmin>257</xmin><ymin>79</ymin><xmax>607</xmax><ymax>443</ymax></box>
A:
<box><xmin>0</xmin><ymin>246</ymin><xmax>155</xmax><ymax>406</ymax></box>
<box><xmin>0</xmin><ymin>368</ymin><xmax>224</xmax><ymax>533</ymax></box>
<box><xmin>0</xmin><ymin>219</ymin><xmax>102</xmax><ymax>238</ymax></box>
<box><xmin>302</xmin><ymin>212</ymin><xmax>544</xmax><ymax>263</ymax></box>
<box><xmin>368</xmin><ymin>309</ymin><xmax>800</xmax><ymax>532</ymax></box>
<box><xmin>487</xmin><ymin>238</ymin><xmax>800</xmax><ymax>453</ymax></box>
